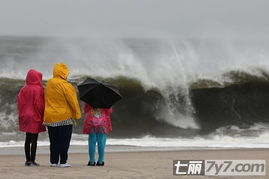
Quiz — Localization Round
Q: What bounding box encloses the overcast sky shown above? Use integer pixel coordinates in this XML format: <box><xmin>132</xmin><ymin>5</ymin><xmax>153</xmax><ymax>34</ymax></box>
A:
<box><xmin>0</xmin><ymin>0</ymin><xmax>269</xmax><ymax>39</ymax></box>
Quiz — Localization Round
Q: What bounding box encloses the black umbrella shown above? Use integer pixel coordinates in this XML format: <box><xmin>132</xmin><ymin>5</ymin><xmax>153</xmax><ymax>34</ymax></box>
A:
<box><xmin>77</xmin><ymin>78</ymin><xmax>122</xmax><ymax>108</ymax></box>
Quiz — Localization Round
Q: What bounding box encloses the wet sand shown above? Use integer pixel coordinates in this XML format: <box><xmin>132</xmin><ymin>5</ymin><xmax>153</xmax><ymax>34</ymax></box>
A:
<box><xmin>0</xmin><ymin>147</ymin><xmax>268</xmax><ymax>179</ymax></box>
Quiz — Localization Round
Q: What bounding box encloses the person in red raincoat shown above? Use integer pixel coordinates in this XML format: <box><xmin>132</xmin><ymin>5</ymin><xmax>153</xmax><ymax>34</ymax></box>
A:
<box><xmin>83</xmin><ymin>104</ymin><xmax>112</xmax><ymax>166</ymax></box>
<box><xmin>17</xmin><ymin>69</ymin><xmax>46</xmax><ymax>166</ymax></box>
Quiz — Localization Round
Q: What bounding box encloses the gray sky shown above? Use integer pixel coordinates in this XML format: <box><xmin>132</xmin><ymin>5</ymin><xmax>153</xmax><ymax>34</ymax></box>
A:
<box><xmin>0</xmin><ymin>0</ymin><xmax>269</xmax><ymax>39</ymax></box>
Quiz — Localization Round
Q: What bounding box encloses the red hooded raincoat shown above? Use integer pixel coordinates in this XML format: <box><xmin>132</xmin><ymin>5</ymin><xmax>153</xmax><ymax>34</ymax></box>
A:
<box><xmin>17</xmin><ymin>69</ymin><xmax>46</xmax><ymax>134</ymax></box>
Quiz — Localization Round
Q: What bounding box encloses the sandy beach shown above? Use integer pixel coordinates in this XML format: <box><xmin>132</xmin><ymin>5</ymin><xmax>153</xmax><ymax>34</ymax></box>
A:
<box><xmin>0</xmin><ymin>148</ymin><xmax>268</xmax><ymax>179</ymax></box>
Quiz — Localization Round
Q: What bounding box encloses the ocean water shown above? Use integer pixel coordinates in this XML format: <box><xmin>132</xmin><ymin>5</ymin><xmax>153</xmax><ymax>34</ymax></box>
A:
<box><xmin>1</xmin><ymin>36</ymin><xmax>269</xmax><ymax>149</ymax></box>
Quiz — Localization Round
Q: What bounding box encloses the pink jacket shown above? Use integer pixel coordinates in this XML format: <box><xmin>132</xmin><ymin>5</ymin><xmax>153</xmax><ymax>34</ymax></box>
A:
<box><xmin>17</xmin><ymin>69</ymin><xmax>46</xmax><ymax>134</ymax></box>
<box><xmin>83</xmin><ymin>104</ymin><xmax>112</xmax><ymax>134</ymax></box>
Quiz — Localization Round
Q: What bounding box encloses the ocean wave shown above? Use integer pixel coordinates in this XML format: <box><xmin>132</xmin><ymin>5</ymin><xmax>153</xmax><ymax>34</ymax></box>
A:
<box><xmin>1</xmin><ymin>37</ymin><xmax>269</xmax><ymax>139</ymax></box>
<box><xmin>1</xmin><ymin>130</ymin><xmax>269</xmax><ymax>148</ymax></box>
<box><xmin>1</xmin><ymin>74</ymin><xmax>269</xmax><ymax>137</ymax></box>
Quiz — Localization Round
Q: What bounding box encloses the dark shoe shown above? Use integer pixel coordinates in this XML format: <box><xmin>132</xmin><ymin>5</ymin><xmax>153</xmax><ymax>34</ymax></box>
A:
<box><xmin>87</xmin><ymin>161</ymin><xmax>96</xmax><ymax>166</ymax></box>
<box><xmin>96</xmin><ymin>162</ymin><xmax>104</xmax><ymax>166</ymax></box>
<box><xmin>25</xmin><ymin>161</ymin><xmax>32</xmax><ymax>166</ymax></box>
<box><xmin>31</xmin><ymin>162</ymin><xmax>40</xmax><ymax>166</ymax></box>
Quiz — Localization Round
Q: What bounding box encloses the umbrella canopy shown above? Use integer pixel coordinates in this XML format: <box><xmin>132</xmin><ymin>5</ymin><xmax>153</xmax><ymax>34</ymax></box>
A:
<box><xmin>77</xmin><ymin>78</ymin><xmax>122</xmax><ymax>108</ymax></box>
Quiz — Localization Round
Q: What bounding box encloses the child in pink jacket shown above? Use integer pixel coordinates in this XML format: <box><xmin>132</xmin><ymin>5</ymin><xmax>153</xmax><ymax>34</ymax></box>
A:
<box><xmin>83</xmin><ymin>104</ymin><xmax>112</xmax><ymax>166</ymax></box>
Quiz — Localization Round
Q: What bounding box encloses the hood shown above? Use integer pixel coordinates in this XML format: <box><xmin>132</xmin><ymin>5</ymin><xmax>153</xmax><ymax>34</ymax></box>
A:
<box><xmin>26</xmin><ymin>69</ymin><xmax>43</xmax><ymax>86</ymax></box>
<box><xmin>53</xmin><ymin>63</ymin><xmax>70</xmax><ymax>79</ymax></box>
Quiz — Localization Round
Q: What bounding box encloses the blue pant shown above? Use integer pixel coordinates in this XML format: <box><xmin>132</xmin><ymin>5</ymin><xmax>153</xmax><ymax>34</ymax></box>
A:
<box><xmin>88</xmin><ymin>133</ymin><xmax>107</xmax><ymax>164</ymax></box>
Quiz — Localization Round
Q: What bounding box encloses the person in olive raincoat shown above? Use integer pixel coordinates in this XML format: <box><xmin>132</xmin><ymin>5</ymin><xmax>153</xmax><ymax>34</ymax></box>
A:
<box><xmin>17</xmin><ymin>69</ymin><xmax>46</xmax><ymax>166</ymax></box>
<box><xmin>43</xmin><ymin>63</ymin><xmax>81</xmax><ymax>168</ymax></box>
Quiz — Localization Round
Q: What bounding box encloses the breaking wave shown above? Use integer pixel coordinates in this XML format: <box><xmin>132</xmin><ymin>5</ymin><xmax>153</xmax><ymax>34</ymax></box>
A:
<box><xmin>1</xmin><ymin>36</ymin><xmax>269</xmax><ymax>148</ymax></box>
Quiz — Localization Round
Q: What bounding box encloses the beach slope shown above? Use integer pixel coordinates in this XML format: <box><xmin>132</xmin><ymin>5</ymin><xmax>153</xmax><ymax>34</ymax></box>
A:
<box><xmin>0</xmin><ymin>149</ymin><xmax>268</xmax><ymax>179</ymax></box>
